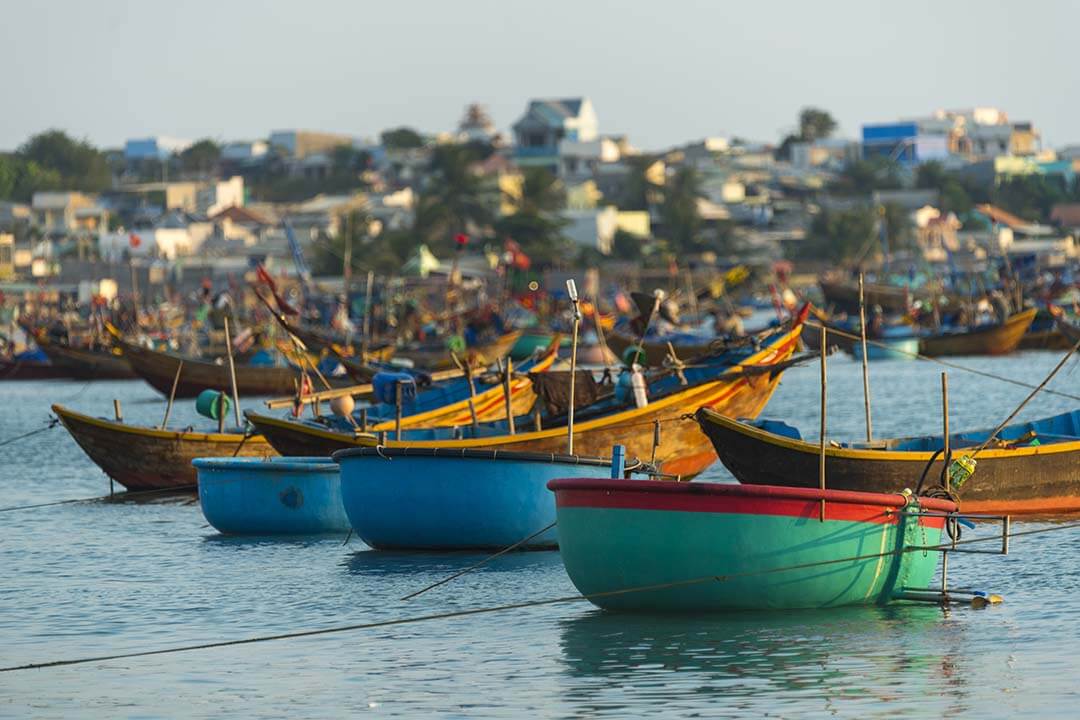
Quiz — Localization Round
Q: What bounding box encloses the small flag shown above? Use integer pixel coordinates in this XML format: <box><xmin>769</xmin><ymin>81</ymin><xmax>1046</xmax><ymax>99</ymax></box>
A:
<box><xmin>454</xmin><ymin>233</ymin><xmax>469</xmax><ymax>247</ymax></box>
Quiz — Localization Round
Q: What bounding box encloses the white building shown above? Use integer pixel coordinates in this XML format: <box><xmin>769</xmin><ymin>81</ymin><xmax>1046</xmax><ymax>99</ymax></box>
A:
<box><xmin>222</xmin><ymin>140</ymin><xmax>269</xmax><ymax>162</ymax></box>
<box><xmin>197</xmin><ymin>177</ymin><xmax>245</xmax><ymax>216</ymax></box>
<box><xmin>563</xmin><ymin>206</ymin><xmax>618</xmax><ymax>254</ymax></box>
<box><xmin>124</xmin><ymin>136</ymin><xmax>193</xmax><ymax>161</ymax></box>
<box><xmin>98</xmin><ymin>228</ymin><xmax>206</xmax><ymax>261</ymax></box>
<box><xmin>558</xmin><ymin>137</ymin><xmax>622</xmax><ymax>181</ymax></box>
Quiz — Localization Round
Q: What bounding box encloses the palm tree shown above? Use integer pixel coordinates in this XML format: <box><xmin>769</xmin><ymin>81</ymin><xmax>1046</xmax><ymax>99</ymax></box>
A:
<box><xmin>414</xmin><ymin>144</ymin><xmax>491</xmax><ymax>250</ymax></box>
<box><xmin>661</xmin><ymin>167</ymin><xmax>705</xmax><ymax>253</ymax></box>
<box><xmin>495</xmin><ymin>168</ymin><xmax>568</xmax><ymax>267</ymax></box>
<box><xmin>517</xmin><ymin>167</ymin><xmax>565</xmax><ymax>214</ymax></box>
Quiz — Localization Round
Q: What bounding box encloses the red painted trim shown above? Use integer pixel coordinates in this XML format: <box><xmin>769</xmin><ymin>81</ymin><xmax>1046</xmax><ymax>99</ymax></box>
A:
<box><xmin>548</xmin><ymin>478</ymin><xmax>954</xmax><ymax>527</ymax></box>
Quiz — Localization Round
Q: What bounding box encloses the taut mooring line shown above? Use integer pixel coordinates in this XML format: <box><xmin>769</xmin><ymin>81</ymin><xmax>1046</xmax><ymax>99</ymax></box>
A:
<box><xmin>6</xmin><ymin>519</ymin><xmax>1080</xmax><ymax>674</ymax></box>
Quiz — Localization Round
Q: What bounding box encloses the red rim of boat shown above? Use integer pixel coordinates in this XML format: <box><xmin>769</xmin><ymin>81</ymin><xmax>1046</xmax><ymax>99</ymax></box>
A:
<box><xmin>547</xmin><ymin>478</ymin><xmax>958</xmax><ymax>513</ymax></box>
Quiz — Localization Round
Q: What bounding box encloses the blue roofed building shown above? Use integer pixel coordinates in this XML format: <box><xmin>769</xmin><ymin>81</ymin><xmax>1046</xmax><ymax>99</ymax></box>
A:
<box><xmin>861</xmin><ymin>122</ymin><xmax>949</xmax><ymax>165</ymax></box>
<box><xmin>512</xmin><ymin>98</ymin><xmax>598</xmax><ymax>174</ymax></box>
<box><xmin>124</xmin><ymin>136</ymin><xmax>193</xmax><ymax>161</ymax></box>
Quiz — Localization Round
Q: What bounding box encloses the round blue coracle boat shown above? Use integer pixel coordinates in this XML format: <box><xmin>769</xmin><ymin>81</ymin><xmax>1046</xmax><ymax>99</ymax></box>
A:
<box><xmin>193</xmin><ymin>457</ymin><xmax>351</xmax><ymax>535</ymax></box>
<box><xmin>331</xmin><ymin>447</ymin><xmax>613</xmax><ymax>550</ymax></box>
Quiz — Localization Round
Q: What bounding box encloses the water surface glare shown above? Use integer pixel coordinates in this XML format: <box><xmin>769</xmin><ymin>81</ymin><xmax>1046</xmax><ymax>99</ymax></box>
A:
<box><xmin>1</xmin><ymin>349</ymin><xmax>1079</xmax><ymax>717</ymax></box>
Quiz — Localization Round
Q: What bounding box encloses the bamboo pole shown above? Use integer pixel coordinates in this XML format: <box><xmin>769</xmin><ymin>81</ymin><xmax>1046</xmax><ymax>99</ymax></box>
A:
<box><xmin>453</xmin><ymin>351</ymin><xmax>479</xmax><ymax>429</ymax></box>
<box><xmin>160</xmin><ymin>360</ymin><xmax>184</xmax><ymax>430</ymax></box>
<box><xmin>263</xmin><ymin>367</ymin><xmax>464</xmax><ymax>410</ymax></box>
<box><xmin>567</xmin><ymin>279</ymin><xmax>581</xmax><ymax>455</ymax></box>
<box><xmin>502</xmin><ymin>357</ymin><xmax>516</xmax><ymax>435</ymax></box>
<box><xmin>394</xmin><ymin>382</ymin><xmax>403</xmax><ymax>441</ymax></box>
<box><xmin>113</xmin><ymin>399</ymin><xmax>122</xmax><ymax>422</ymax></box>
<box><xmin>858</xmin><ymin>273</ymin><xmax>873</xmax><ymax>442</ymax></box>
<box><xmin>592</xmin><ymin>297</ymin><xmax>613</xmax><ymax>369</ymax></box>
<box><xmin>684</xmin><ymin>269</ymin><xmax>699</xmax><ymax>318</ymax></box>
<box><xmin>361</xmin><ymin>269</ymin><xmax>374</xmax><ymax>361</ymax></box>
<box><xmin>819</xmin><ymin>323</ymin><xmax>827</xmax><ymax>522</ymax></box>
<box><xmin>942</xmin><ymin>372</ymin><xmax>950</xmax><ymax>493</ymax></box>
<box><xmin>223</xmin><ymin>317</ymin><xmax>242</xmax><ymax>428</ymax></box>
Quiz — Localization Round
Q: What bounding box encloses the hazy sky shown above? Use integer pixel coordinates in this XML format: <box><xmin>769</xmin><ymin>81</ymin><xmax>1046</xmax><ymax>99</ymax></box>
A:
<box><xmin>3</xmin><ymin>0</ymin><xmax>1076</xmax><ymax>152</ymax></box>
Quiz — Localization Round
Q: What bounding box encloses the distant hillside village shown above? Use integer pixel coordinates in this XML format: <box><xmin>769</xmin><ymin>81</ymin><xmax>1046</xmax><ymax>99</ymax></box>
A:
<box><xmin>1</xmin><ymin>99</ymin><xmax>1078</xmax><ymax>298</ymax></box>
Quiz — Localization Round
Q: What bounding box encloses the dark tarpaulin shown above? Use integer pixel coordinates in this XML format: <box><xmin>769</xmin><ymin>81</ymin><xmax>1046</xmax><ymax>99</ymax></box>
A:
<box><xmin>529</xmin><ymin>371</ymin><xmax>601</xmax><ymax>417</ymax></box>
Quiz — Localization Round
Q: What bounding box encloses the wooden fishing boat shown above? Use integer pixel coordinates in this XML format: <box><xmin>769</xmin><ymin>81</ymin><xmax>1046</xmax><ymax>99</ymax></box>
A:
<box><xmin>280</xmin><ymin>319</ymin><xmax>396</xmax><ymax>361</ymax></box>
<box><xmin>1055</xmin><ymin>314</ymin><xmax>1080</xmax><ymax>346</ymax></box>
<box><xmin>549</xmin><ymin>477</ymin><xmax>955</xmax><ymax>611</ymax></box>
<box><xmin>119</xmin><ymin>340</ymin><xmax>322</xmax><ymax>398</ymax></box>
<box><xmin>696</xmin><ymin>407</ymin><xmax>1080</xmax><ymax>514</ymax></box>
<box><xmin>53</xmin><ymin>404</ymin><xmax>276</xmax><ymax>491</ymax></box>
<box><xmin>1019</xmin><ymin>310</ymin><xmax>1071</xmax><ymax>350</ymax></box>
<box><xmin>918</xmin><ymin>308</ymin><xmax>1036</xmax><ymax>357</ymax></box>
<box><xmin>0</xmin><ymin>357</ymin><xmax>70</xmax><ymax>380</ymax></box>
<box><xmin>603</xmin><ymin>324</ymin><xmax>714</xmax><ymax>366</ymax></box>
<box><xmin>819</xmin><ymin>277</ymin><xmax>918</xmax><ymax>315</ymax></box>
<box><xmin>372</xmin><ymin>348</ymin><xmax>558</xmax><ymax>431</ymax></box>
<box><xmin>800</xmin><ymin>319</ymin><xmax>856</xmax><ymax>354</ymax></box>
<box><xmin>510</xmin><ymin>331</ymin><xmax>564</xmax><ymax>360</ymax></box>
<box><xmin>246</xmin><ymin>322</ymin><xmax>805</xmax><ymax>477</ymax></box>
<box><xmin>193</xmin><ymin>457</ymin><xmax>349</xmax><ymax>534</ymax></box>
<box><xmin>1020</xmin><ymin>329</ymin><xmax>1071</xmax><ymax>351</ymax></box>
<box><xmin>35</xmin><ymin>336</ymin><xmax>137</xmax><ymax>380</ymax></box>
<box><xmin>393</xmin><ymin>329</ymin><xmax>522</xmax><ymax>371</ymax></box>
<box><xmin>333</xmin><ymin>448</ymin><xmax>612</xmax><ymax>550</ymax></box>
<box><xmin>850</xmin><ymin>333</ymin><xmax>919</xmax><ymax>362</ymax></box>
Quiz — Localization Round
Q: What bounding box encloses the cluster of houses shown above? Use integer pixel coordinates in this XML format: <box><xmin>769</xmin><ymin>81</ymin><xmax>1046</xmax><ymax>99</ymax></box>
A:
<box><xmin>1</xmin><ymin>98</ymin><xmax>1078</xmax><ymax>297</ymax></box>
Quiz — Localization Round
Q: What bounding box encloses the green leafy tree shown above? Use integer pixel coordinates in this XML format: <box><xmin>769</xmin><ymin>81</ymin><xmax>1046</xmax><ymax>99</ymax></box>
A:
<box><xmin>179</xmin><ymin>139</ymin><xmax>221</xmax><ymax>175</ymax></box>
<box><xmin>619</xmin><ymin>156</ymin><xmax>660</xmax><ymax>210</ymax></box>
<box><xmin>799</xmin><ymin>107</ymin><xmax>837</xmax><ymax>142</ymax></box>
<box><xmin>992</xmin><ymin>175</ymin><xmax>1068</xmax><ymax>222</ymax></box>
<box><xmin>799</xmin><ymin>207</ymin><xmax>877</xmax><ymax>262</ymax></box>
<box><xmin>611</xmin><ymin>229</ymin><xmax>644</xmax><ymax>260</ymax></box>
<box><xmin>19</xmin><ymin>130</ymin><xmax>110</xmax><ymax>190</ymax></box>
<box><xmin>494</xmin><ymin>168</ymin><xmax>569</xmax><ymax>267</ymax></box>
<box><xmin>380</xmin><ymin>127</ymin><xmax>425</xmax><ymax>150</ymax></box>
<box><xmin>880</xmin><ymin>203</ymin><xmax>913</xmax><ymax>251</ymax></box>
<box><xmin>331</xmin><ymin>145</ymin><xmax>370</xmax><ymax>176</ymax></box>
<box><xmin>776</xmin><ymin>107</ymin><xmax>837</xmax><ymax>160</ymax></box>
<box><xmin>915</xmin><ymin>161</ymin><xmax>974</xmax><ymax>216</ymax></box>
<box><xmin>831</xmin><ymin>157</ymin><xmax>902</xmax><ymax>195</ymax></box>
<box><xmin>517</xmin><ymin>167</ymin><xmax>565</xmax><ymax>214</ymax></box>
<box><xmin>0</xmin><ymin>156</ymin><xmax>17</xmax><ymax>199</ymax></box>
<box><xmin>494</xmin><ymin>212</ymin><xmax>569</xmax><ymax>267</ymax></box>
<box><xmin>660</xmin><ymin>167</ymin><xmax>704</xmax><ymax>253</ymax></box>
<box><xmin>414</xmin><ymin>143</ymin><xmax>491</xmax><ymax>249</ymax></box>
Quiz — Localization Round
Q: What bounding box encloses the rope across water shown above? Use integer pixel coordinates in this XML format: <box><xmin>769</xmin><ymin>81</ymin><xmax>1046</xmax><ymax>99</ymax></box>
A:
<box><xmin>805</xmin><ymin>321</ymin><xmax>1080</xmax><ymax>403</ymax></box>
<box><xmin>5</xmin><ymin>517</ymin><xmax>1080</xmax><ymax>674</ymax></box>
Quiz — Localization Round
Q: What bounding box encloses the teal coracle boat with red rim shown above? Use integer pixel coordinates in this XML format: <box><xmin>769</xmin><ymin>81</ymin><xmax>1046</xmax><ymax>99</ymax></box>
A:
<box><xmin>548</xmin><ymin>479</ymin><xmax>956</xmax><ymax>612</ymax></box>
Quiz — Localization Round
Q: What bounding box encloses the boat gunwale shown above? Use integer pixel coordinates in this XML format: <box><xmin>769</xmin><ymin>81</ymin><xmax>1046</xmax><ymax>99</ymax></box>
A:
<box><xmin>333</xmin><ymin>446</ymin><xmax>612</xmax><ymax>467</ymax></box>
<box><xmin>193</xmin><ymin>457</ymin><xmax>335</xmax><ymax>473</ymax></box>
<box><xmin>547</xmin><ymin>477</ymin><xmax>958</xmax><ymax>514</ymax></box>
<box><xmin>53</xmin><ymin>404</ymin><xmax>260</xmax><ymax>444</ymax></box>
<box><xmin>696</xmin><ymin>406</ymin><xmax>1080</xmax><ymax>461</ymax></box>
<box><xmin>923</xmin><ymin>307</ymin><xmax>1038</xmax><ymax>340</ymax></box>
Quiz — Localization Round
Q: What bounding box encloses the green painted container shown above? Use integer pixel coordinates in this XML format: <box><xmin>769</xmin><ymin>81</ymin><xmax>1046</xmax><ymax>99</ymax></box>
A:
<box><xmin>195</xmin><ymin>389</ymin><xmax>230</xmax><ymax>420</ymax></box>
<box><xmin>548</xmin><ymin>479</ymin><xmax>956</xmax><ymax>612</ymax></box>
<box><xmin>509</xmin><ymin>332</ymin><xmax>564</xmax><ymax>360</ymax></box>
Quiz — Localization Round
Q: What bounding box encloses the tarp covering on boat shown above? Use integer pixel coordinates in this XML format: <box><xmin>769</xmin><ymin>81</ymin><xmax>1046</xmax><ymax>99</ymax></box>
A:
<box><xmin>529</xmin><ymin>370</ymin><xmax>601</xmax><ymax>417</ymax></box>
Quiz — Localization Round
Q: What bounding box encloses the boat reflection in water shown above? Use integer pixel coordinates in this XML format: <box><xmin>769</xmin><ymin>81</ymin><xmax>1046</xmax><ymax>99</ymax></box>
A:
<box><xmin>557</xmin><ymin>606</ymin><xmax>970</xmax><ymax>716</ymax></box>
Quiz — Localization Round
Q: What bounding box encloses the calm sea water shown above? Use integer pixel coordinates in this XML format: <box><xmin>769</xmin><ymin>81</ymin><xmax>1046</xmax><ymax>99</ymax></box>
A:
<box><xmin>2</xmin><ymin>348</ymin><xmax>1080</xmax><ymax>718</ymax></box>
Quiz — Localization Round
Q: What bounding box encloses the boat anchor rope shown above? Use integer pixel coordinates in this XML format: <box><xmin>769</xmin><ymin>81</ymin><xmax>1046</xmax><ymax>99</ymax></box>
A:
<box><xmin>0</xmin><ymin>415</ymin><xmax>59</xmax><ymax>449</ymax></box>
<box><xmin>9</xmin><ymin>517</ymin><xmax>1080</xmax><ymax>675</ymax></box>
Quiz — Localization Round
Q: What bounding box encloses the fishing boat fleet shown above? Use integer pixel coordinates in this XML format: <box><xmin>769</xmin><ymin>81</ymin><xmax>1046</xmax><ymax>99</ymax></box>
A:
<box><xmin>7</xmin><ymin>264</ymin><xmax>1080</xmax><ymax>614</ymax></box>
